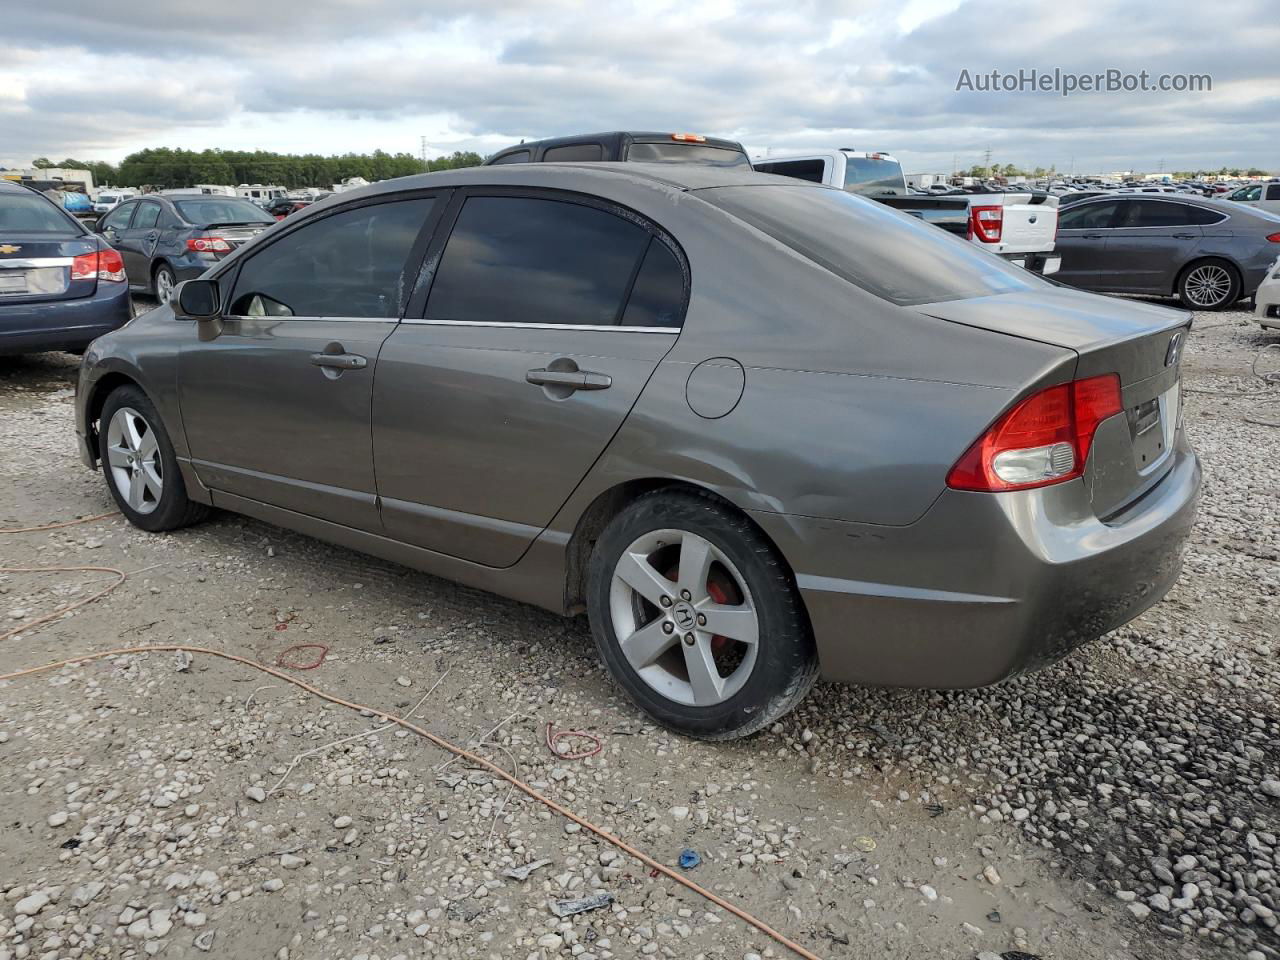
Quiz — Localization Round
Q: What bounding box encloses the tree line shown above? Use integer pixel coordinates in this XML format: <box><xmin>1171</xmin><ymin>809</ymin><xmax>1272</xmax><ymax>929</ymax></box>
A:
<box><xmin>957</xmin><ymin>162</ymin><xmax>1273</xmax><ymax>180</ymax></box>
<box><xmin>29</xmin><ymin>148</ymin><xmax>484</xmax><ymax>189</ymax></box>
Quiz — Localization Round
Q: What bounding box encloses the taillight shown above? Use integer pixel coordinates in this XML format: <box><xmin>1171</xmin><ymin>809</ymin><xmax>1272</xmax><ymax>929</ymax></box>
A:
<box><xmin>969</xmin><ymin>204</ymin><xmax>1003</xmax><ymax>243</ymax></box>
<box><xmin>946</xmin><ymin>374</ymin><xmax>1122</xmax><ymax>492</ymax></box>
<box><xmin>187</xmin><ymin>236</ymin><xmax>232</xmax><ymax>253</ymax></box>
<box><xmin>1266</xmin><ymin>232</ymin><xmax>1280</xmax><ymax>243</ymax></box>
<box><xmin>70</xmin><ymin>249</ymin><xmax>127</xmax><ymax>283</ymax></box>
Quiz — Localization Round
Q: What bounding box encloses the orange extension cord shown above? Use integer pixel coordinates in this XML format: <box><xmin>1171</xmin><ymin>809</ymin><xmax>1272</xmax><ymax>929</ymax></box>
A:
<box><xmin>0</xmin><ymin>514</ymin><xmax>826</xmax><ymax>960</ymax></box>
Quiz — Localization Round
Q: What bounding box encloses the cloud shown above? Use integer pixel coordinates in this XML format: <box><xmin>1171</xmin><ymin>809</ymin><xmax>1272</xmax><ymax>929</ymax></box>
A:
<box><xmin>1</xmin><ymin>0</ymin><xmax>1275</xmax><ymax>174</ymax></box>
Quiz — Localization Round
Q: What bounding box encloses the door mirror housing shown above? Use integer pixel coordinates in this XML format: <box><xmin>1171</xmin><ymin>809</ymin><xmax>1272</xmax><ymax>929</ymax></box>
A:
<box><xmin>174</xmin><ymin>279</ymin><xmax>224</xmax><ymax>340</ymax></box>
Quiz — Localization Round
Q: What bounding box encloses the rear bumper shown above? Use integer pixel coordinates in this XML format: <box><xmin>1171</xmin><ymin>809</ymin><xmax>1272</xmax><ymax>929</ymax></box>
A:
<box><xmin>1257</xmin><ymin>270</ymin><xmax>1280</xmax><ymax>328</ymax></box>
<box><xmin>1003</xmin><ymin>252</ymin><xmax>1061</xmax><ymax>276</ymax></box>
<box><xmin>751</xmin><ymin>440</ymin><xmax>1201</xmax><ymax>689</ymax></box>
<box><xmin>0</xmin><ymin>282</ymin><xmax>131</xmax><ymax>356</ymax></box>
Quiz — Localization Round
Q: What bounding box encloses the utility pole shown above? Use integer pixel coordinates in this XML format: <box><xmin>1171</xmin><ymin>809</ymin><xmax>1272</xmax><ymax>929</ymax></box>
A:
<box><xmin>983</xmin><ymin>146</ymin><xmax>992</xmax><ymax>176</ymax></box>
<box><xmin>420</xmin><ymin>136</ymin><xmax>430</xmax><ymax>172</ymax></box>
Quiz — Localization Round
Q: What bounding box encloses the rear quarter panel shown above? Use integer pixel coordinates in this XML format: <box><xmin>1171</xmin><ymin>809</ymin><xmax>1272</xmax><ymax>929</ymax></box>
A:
<box><xmin>546</xmin><ymin>190</ymin><xmax>1075</xmax><ymax>532</ymax></box>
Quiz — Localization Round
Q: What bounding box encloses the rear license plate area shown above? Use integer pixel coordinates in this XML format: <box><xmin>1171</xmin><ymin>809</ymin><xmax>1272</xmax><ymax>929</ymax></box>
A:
<box><xmin>1129</xmin><ymin>384</ymin><xmax>1178</xmax><ymax>473</ymax></box>
<box><xmin>0</xmin><ymin>272</ymin><xmax>29</xmax><ymax>294</ymax></box>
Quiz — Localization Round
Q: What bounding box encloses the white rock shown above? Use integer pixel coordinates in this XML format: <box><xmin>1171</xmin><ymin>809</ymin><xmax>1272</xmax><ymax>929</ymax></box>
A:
<box><xmin>262</xmin><ymin>878</ymin><xmax>284</xmax><ymax>892</ymax></box>
<box><xmin>670</xmin><ymin>806</ymin><xmax>690</xmax><ymax>821</ymax></box>
<box><xmin>1260</xmin><ymin>779</ymin><xmax>1280</xmax><ymax>799</ymax></box>
<box><xmin>15</xmin><ymin>891</ymin><xmax>50</xmax><ymax>916</ymax></box>
<box><xmin>245</xmin><ymin>786</ymin><xmax>267</xmax><ymax>803</ymax></box>
<box><xmin>47</xmin><ymin>811</ymin><xmax>69</xmax><ymax>827</ymax></box>
<box><xmin>919</xmin><ymin>885</ymin><xmax>938</xmax><ymax>901</ymax></box>
<box><xmin>981</xmin><ymin>864</ymin><xmax>1001</xmax><ymax>885</ymax></box>
<box><xmin>538</xmin><ymin>933</ymin><xmax>563</xmax><ymax>949</ymax></box>
<box><xmin>280</xmin><ymin>853</ymin><xmax>306</xmax><ymax>869</ymax></box>
<box><xmin>333</xmin><ymin>815</ymin><xmax>353</xmax><ymax>829</ymax></box>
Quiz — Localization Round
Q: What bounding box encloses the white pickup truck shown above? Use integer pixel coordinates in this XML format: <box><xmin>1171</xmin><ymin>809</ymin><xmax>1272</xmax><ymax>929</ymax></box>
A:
<box><xmin>754</xmin><ymin>149</ymin><xmax>1062</xmax><ymax>275</ymax></box>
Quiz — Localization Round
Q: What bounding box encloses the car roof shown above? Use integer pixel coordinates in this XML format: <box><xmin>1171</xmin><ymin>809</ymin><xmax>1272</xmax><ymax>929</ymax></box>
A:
<box><xmin>350</xmin><ymin>161</ymin><xmax>822</xmax><ymax>200</ymax></box>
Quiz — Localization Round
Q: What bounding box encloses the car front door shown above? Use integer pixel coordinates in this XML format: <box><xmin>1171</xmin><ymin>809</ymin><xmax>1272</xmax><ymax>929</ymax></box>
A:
<box><xmin>1100</xmin><ymin>200</ymin><xmax>1205</xmax><ymax>293</ymax></box>
<box><xmin>372</xmin><ymin>191</ymin><xmax>685</xmax><ymax>567</ymax></box>
<box><xmin>1053</xmin><ymin>199</ymin><xmax>1122</xmax><ymax>290</ymax></box>
<box><xmin>177</xmin><ymin>194</ymin><xmax>439</xmax><ymax>530</ymax></box>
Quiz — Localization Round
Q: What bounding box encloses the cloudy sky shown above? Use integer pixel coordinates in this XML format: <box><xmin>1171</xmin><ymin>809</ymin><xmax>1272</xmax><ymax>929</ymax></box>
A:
<box><xmin>2</xmin><ymin>0</ymin><xmax>1276</xmax><ymax>175</ymax></box>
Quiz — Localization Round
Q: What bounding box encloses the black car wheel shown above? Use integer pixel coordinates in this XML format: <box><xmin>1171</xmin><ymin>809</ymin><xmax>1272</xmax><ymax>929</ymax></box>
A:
<box><xmin>98</xmin><ymin>385</ymin><xmax>209</xmax><ymax>532</ymax></box>
<box><xmin>587</xmin><ymin>488</ymin><xmax>819</xmax><ymax>740</ymax></box>
<box><xmin>1178</xmin><ymin>258</ymin><xmax>1241</xmax><ymax>311</ymax></box>
<box><xmin>153</xmin><ymin>264</ymin><xmax>177</xmax><ymax>304</ymax></box>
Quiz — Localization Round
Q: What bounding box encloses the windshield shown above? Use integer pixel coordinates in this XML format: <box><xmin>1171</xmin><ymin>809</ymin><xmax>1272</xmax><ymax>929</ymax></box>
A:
<box><xmin>626</xmin><ymin>142</ymin><xmax>751</xmax><ymax>167</ymax></box>
<box><xmin>843</xmin><ymin>156</ymin><xmax>907</xmax><ymax>197</ymax></box>
<box><xmin>0</xmin><ymin>193</ymin><xmax>81</xmax><ymax>235</ymax></box>
<box><xmin>173</xmin><ymin>198</ymin><xmax>273</xmax><ymax>225</ymax></box>
<box><xmin>701</xmin><ymin>185</ymin><xmax>1046</xmax><ymax>306</ymax></box>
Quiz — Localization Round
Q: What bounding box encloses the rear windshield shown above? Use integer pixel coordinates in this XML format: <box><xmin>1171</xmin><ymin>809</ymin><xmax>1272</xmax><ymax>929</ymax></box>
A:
<box><xmin>626</xmin><ymin>142</ymin><xmax>751</xmax><ymax>168</ymax></box>
<box><xmin>0</xmin><ymin>192</ymin><xmax>81</xmax><ymax>235</ymax></box>
<box><xmin>843</xmin><ymin>157</ymin><xmax>907</xmax><ymax>197</ymax></box>
<box><xmin>173</xmin><ymin>198</ymin><xmax>273</xmax><ymax>225</ymax></box>
<box><xmin>701</xmin><ymin>185</ymin><xmax>1046</xmax><ymax>306</ymax></box>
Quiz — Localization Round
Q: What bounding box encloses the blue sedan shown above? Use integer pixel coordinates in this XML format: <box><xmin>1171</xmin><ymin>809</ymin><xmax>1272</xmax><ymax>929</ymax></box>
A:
<box><xmin>0</xmin><ymin>180</ymin><xmax>131</xmax><ymax>356</ymax></box>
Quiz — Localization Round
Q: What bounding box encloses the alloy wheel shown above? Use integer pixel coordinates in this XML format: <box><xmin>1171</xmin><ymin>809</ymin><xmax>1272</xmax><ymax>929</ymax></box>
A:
<box><xmin>105</xmin><ymin>407</ymin><xmax>163</xmax><ymax>514</ymax></box>
<box><xmin>1183</xmin><ymin>264</ymin><xmax>1232</xmax><ymax>308</ymax></box>
<box><xmin>608</xmin><ymin>528</ymin><xmax>759</xmax><ymax>707</ymax></box>
<box><xmin>155</xmin><ymin>269</ymin><xmax>175</xmax><ymax>303</ymax></box>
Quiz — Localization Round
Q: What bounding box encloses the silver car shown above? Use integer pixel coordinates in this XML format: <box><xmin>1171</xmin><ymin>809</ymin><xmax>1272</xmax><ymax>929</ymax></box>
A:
<box><xmin>75</xmin><ymin>164</ymin><xmax>1201</xmax><ymax>739</ymax></box>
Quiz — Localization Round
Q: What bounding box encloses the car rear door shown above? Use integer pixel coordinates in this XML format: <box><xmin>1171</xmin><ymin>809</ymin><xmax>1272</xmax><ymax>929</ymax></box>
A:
<box><xmin>1100</xmin><ymin>200</ymin><xmax>1205</xmax><ymax>293</ymax></box>
<box><xmin>372</xmin><ymin>190</ymin><xmax>685</xmax><ymax>567</ymax></box>
<box><xmin>1053</xmin><ymin>199</ymin><xmax>1122</xmax><ymax>290</ymax></box>
<box><xmin>116</xmin><ymin>200</ymin><xmax>163</xmax><ymax>281</ymax></box>
<box><xmin>178</xmin><ymin>194</ymin><xmax>440</xmax><ymax>531</ymax></box>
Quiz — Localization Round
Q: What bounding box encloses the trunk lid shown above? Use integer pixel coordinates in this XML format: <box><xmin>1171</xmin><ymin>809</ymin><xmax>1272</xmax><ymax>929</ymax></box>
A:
<box><xmin>917</xmin><ymin>287</ymin><xmax>1191</xmax><ymax>518</ymax></box>
<box><xmin>0</xmin><ymin>236</ymin><xmax>100</xmax><ymax>304</ymax></box>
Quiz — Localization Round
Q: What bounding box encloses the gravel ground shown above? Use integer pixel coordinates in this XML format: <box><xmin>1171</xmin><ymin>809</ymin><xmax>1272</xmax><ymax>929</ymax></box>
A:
<box><xmin>0</xmin><ymin>302</ymin><xmax>1276</xmax><ymax>960</ymax></box>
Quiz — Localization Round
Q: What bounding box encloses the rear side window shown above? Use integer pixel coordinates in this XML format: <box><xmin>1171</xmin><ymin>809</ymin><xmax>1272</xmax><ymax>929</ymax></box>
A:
<box><xmin>625</xmin><ymin>142</ymin><xmax>751</xmax><ymax>167</ymax></box>
<box><xmin>490</xmin><ymin>150</ymin><xmax>530</xmax><ymax>165</ymax></box>
<box><xmin>756</xmin><ymin>159</ymin><xmax>826</xmax><ymax>183</ymax></box>
<box><xmin>0</xmin><ymin>192</ymin><xmax>81</xmax><ymax>235</ymax></box>
<box><xmin>1115</xmin><ymin>201</ymin><xmax>1203</xmax><ymax>228</ymax></box>
<box><xmin>1184</xmin><ymin>205</ymin><xmax>1226</xmax><ymax>225</ymax></box>
<box><xmin>1268</xmin><ymin>185</ymin><xmax>1280</xmax><ymax>201</ymax></box>
<box><xmin>1059</xmin><ymin>201</ymin><xmax>1121</xmax><ymax>229</ymax></box>
<box><xmin>621</xmin><ymin>238</ymin><xmax>685</xmax><ymax>328</ymax></box>
<box><xmin>544</xmin><ymin>143</ymin><xmax>604</xmax><ymax>162</ymax></box>
<box><xmin>702</xmin><ymin>185</ymin><xmax>1043</xmax><ymax>306</ymax></box>
<box><xmin>229</xmin><ymin>198</ymin><xmax>433</xmax><ymax>318</ymax></box>
<box><xmin>427</xmin><ymin>196</ymin><xmax>652</xmax><ymax>326</ymax></box>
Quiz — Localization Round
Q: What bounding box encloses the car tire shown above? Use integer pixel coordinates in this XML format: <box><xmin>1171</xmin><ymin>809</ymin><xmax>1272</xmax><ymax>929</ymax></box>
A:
<box><xmin>1178</xmin><ymin>258</ymin><xmax>1241</xmax><ymax>311</ymax></box>
<box><xmin>586</xmin><ymin>488</ymin><xmax>819</xmax><ymax>740</ymax></box>
<box><xmin>98</xmin><ymin>385</ymin><xmax>209</xmax><ymax>532</ymax></box>
<box><xmin>153</xmin><ymin>264</ymin><xmax>177</xmax><ymax>304</ymax></box>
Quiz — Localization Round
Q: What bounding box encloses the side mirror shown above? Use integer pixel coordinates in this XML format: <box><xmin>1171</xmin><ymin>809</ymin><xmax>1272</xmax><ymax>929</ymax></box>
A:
<box><xmin>174</xmin><ymin>279</ymin><xmax>224</xmax><ymax>341</ymax></box>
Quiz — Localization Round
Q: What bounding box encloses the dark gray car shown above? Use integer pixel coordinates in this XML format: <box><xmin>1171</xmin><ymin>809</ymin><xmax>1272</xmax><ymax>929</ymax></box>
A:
<box><xmin>74</xmin><ymin>164</ymin><xmax>1201</xmax><ymax>739</ymax></box>
<box><xmin>1055</xmin><ymin>194</ymin><xmax>1280</xmax><ymax>309</ymax></box>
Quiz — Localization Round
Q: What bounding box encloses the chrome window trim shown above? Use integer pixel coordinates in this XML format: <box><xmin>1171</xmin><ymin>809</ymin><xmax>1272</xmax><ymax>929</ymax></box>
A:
<box><xmin>401</xmin><ymin>318</ymin><xmax>679</xmax><ymax>333</ymax></box>
<box><xmin>220</xmin><ymin>321</ymin><xmax>396</xmax><ymax>330</ymax></box>
<box><xmin>0</xmin><ymin>257</ymin><xmax>74</xmax><ymax>269</ymax></box>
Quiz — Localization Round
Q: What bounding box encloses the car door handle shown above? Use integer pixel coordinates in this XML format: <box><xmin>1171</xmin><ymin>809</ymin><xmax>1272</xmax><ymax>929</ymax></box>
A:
<box><xmin>526</xmin><ymin>368</ymin><xmax>611</xmax><ymax>391</ymax></box>
<box><xmin>1172</xmin><ymin>233</ymin><xmax>1197</xmax><ymax>239</ymax></box>
<box><xmin>310</xmin><ymin>352</ymin><xmax>367</xmax><ymax>370</ymax></box>
<box><xmin>1081</xmin><ymin>233</ymin><xmax>1104</xmax><ymax>239</ymax></box>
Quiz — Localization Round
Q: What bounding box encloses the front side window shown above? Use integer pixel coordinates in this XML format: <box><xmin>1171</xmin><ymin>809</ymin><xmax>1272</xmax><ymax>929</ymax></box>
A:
<box><xmin>229</xmin><ymin>198</ymin><xmax>433</xmax><ymax>318</ymax></box>
<box><xmin>1267</xmin><ymin>185</ymin><xmax>1280</xmax><ymax>201</ymax></box>
<box><xmin>1059</xmin><ymin>201</ymin><xmax>1121</xmax><ymax>230</ymax></box>
<box><xmin>98</xmin><ymin>204</ymin><xmax>134</xmax><ymax>232</ymax></box>
<box><xmin>132</xmin><ymin>202</ymin><xmax>161</xmax><ymax>230</ymax></box>
<box><xmin>426</xmin><ymin>196</ymin><xmax>652</xmax><ymax>326</ymax></box>
<box><xmin>1115</xmin><ymin>200</ymin><xmax>1197</xmax><ymax>228</ymax></box>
